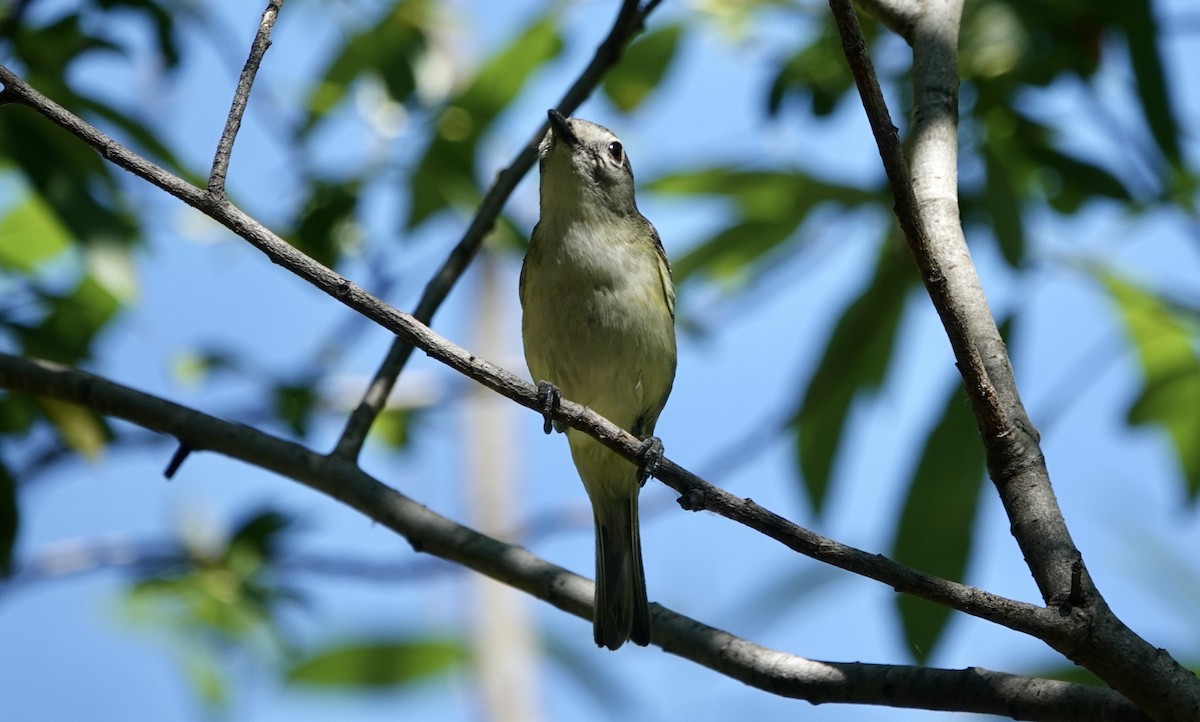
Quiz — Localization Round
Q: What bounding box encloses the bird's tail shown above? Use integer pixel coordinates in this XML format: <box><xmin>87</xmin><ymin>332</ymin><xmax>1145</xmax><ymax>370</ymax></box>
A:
<box><xmin>592</xmin><ymin>490</ymin><xmax>651</xmax><ymax>650</ymax></box>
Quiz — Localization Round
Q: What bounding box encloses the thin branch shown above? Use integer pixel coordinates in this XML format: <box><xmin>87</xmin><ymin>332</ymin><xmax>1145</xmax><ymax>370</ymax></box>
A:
<box><xmin>0</xmin><ymin>354</ymin><xmax>1147</xmax><ymax>722</ymax></box>
<box><xmin>207</xmin><ymin>0</ymin><xmax>283</xmax><ymax>197</ymax></box>
<box><xmin>827</xmin><ymin>0</ymin><xmax>1200</xmax><ymax>718</ymax></box>
<box><xmin>330</xmin><ymin>0</ymin><xmax>664</xmax><ymax>462</ymax></box>
<box><xmin>0</xmin><ymin>65</ymin><xmax>1061</xmax><ymax>640</ymax></box>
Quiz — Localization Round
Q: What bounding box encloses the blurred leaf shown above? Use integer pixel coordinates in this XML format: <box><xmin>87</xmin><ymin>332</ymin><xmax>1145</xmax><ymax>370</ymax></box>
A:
<box><xmin>0</xmin><ymin>461</ymin><xmax>16</xmax><ymax>577</ymax></box>
<box><xmin>16</xmin><ymin>273</ymin><xmax>122</xmax><ymax>364</ymax></box>
<box><xmin>371</xmin><ymin>408</ymin><xmax>412</xmax><ymax>449</ymax></box>
<box><xmin>1028</xmin><ymin>663</ymin><xmax>1105</xmax><ymax>687</ymax></box>
<box><xmin>287</xmin><ymin>638</ymin><xmax>467</xmax><ymax>689</ymax></box>
<box><xmin>0</xmin><ymin>194</ymin><xmax>73</xmax><ymax>272</ymax></box>
<box><xmin>126</xmin><ymin>514</ymin><xmax>297</xmax><ymax>641</ymax></box>
<box><xmin>1028</xmin><ymin>146</ymin><xmax>1131</xmax><ymax>214</ymax></box>
<box><xmin>1103</xmin><ymin>274</ymin><xmax>1200</xmax><ymax>499</ymax></box>
<box><xmin>10</xmin><ymin>13</ymin><xmax>122</xmax><ymax>73</ymax></box>
<box><xmin>407</xmin><ymin>13</ymin><xmax>563</xmax><ymax>228</ymax></box>
<box><xmin>184</xmin><ymin>650</ymin><xmax>229</xmax><ymax>708</ymax></box>
<box><xmin>674</xmin><ymin>217</ymin><xmax>805</xmax><ymax>284</ymax></box>
<box><xmin>893</xmin><ymin>381</ymin><xmax>991</xmax><ymax>663</ymax></box>
<box><xmin>80</xmin><ymin>96</ymin><xmax>198</xmax><ymax>182</ymax></box>
<box><xmin>291</xmin><ymin>180</ymin><xmax>361</xmax><ymax>268</ymax></box>
<box><xmin>601</xmin><ymin>24</ymin><xmax>683</xmax><ymax>112</ymax></box>
<box><xmin>300</xmin><ymin>0</ymin><xmax>430</xmax><ymax>135</ymax></box>
<box><xmin>229</xmin><ymin>508</ymin><xmax>293</xmax><ymax>567</ymax></box>
<box><xmin>1103</xmin><ymin>0</ymin><xmax>1181</xmax><ymax>168</ymax></box>
<box><xmin>767</xmin><ymin>26</ymin><xmax>855</xmax><ymax>117</ymax></box>
<box><xmin>273</xmin><ymin>382</ymin><xmax>318</xmax><ymax>437</ymax></box>
<box><xmin>0</xmin><ymin>107</ymin><xmax>138</xmax><ymax>246</ymax></box>
<box><xmin>170</xmin><ymin>349</ymin><xmax>240</xmax><ymax>387</ymax></box>
<box><xmin>0</xmin><ymin>393</ymin><xmax>39</xmax><ymax>435</ymax></box>
<box><xmin>95</xmin><ymin>0</ymin><xmax>185</xmax><ymax>69</ymax></box>
<box><xmin>36</xmin><ymin>398</ymin><xmax>110</xmax><ymax>459</ymax></box>
<box><xmin>791</xmin><ymin>242</ymin><xmax>913</xmax><ymax>512</ymax></box>
<box><xmin>648</xmin><ymin>167</ymin><xmax>877</xmax><ymax>284</ymax></box>
<box><xmin>980</xmin><ymin>137</ymin><xmax>1025</xmax><ymax>267</ymax></box>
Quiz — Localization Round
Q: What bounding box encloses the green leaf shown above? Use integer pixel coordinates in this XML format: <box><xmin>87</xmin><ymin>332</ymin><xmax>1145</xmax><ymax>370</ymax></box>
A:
<box><xmin>37</xmin><ymin>398</ymin><xmax>110</xmax><ymax>459</ymax></box>
<box><xmin>273</xmin><ymin>383</ymin><xmax>318</xmax><ymax>438</ymax></box>
<box><xmin>601</xmin><ymin>24</ymin><xmax>683</xmax><ymax>112</ymax></box>
<box><xmin>0</xmin><ymin>393</ymin><xmax>39</xmax><ymax>435</ymax></box>
<box><xmin>980</xmin><ymin>138</ymin><xmax>1025</xmax><ymax>267</ymax></box>
<box><xmin>407</xmin><ymin>13</ymin><xmax>563</xmax><ymax>228</ymax></box>
<box><xmin>17</xmin><ymin>273</ymin><xmax>122</xmax><ymax>364</ymax></box>
<box><xmin>1028</xmin><ymin>146</ymin><xmax>1131</xmax><ymax>213</ymax></box>
<box><xmin>287</xmin><ymin>638</ymin><xmax>467</xmax><ymax>689</ymax></box>
<box><xmin>0</xmin><ymin>108</ymin><xmax>139</xmax><ymax>246</ymax></box>
<box><xmin>300</xmin><ymin>0</ymin><xmax>430</xmax><ymax>136</ymax></box>
<box><xmin>371</xmin><ymin>408</ymin><xmax>413</xmax><ymax>449</ymax></box>
<box><xmin>1104</xmin><ymin>0</ymin><xmax>1181</xmax><ymax>168</ymax></box>
<box><xmin>228</xmin><ymin>508</ymin><xmax>293</xmax><ymax>569</ymax></box>
<box><xmin>673</xmin><ymin>217</ymin><xmax>804</xmax><ymax>285</ymax></box>
<box><xmin>893</xmin><ymin>382</ymin><xmax>990</xmax><ymax>663</ymax></box>
<box><xmin>1103</xmin><ymin>274</ymin><xmax>1200</xmax><ymax>498</ymax></box>
<box><xmin>0</xmin><ymin>194</ymin><xmax>73</xmax><ymax>272</ymax></box>
<box><xmin>766</xmin><ymin>23</ymin><xmax>861</xmax><ymax>117</ymax></box>
<box><xmin>790</xmin><ymin>242</ymin><xmax>913</xmax><ymax>512</ymax></box>
<box><xmin>1027</xmin><ymin>664</ymin><xmax>1105</xmax><ymax>687</ymax></box>
<box><xmin>0</xmin><ymin>461</ymin><xmax>17</xmax><ymax>577</ymax></box>
<box><xmin>648</xmin><ymin>167</ymin><xmax>878</xmax><ymax>284</ymax></box>
<box><xmin>290</xmin><ymin>180</ymin><xmax>361</xmax><ymax>268</ymax></box>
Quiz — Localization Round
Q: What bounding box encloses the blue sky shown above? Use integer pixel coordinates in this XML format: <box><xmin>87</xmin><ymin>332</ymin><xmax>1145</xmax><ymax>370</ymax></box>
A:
<box><xmin>3</xmin><ymin>1</ymin><xmax>1200</xmax><ymax>720</ymax></box>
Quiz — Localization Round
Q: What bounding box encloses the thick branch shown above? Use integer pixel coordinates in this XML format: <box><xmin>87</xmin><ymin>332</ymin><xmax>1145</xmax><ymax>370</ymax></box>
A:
<box><xmin>0</xmin><ymin>354</ymin><xmax>1147</xmax><ymax>722</ymax></box>
<box><xmin>827</xmin><ymin>0</ymin><xmax>1200</xmax><ymax>718</ymax></box>
<box><xmin>331</xmin><ymin>0</ymin><xmax>664</xmax><ymax>461</ymax></box>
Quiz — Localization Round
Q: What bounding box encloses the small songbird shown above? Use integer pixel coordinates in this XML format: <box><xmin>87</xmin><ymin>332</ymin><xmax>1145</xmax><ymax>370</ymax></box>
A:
<box><xmin>519</xmin><ymin>109</ymin><xmax>677</xmax><ymax>650</ymax></box>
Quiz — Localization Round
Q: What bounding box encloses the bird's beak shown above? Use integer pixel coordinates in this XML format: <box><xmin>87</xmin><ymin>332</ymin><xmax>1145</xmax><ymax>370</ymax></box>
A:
<box><xmin>547</xmin><ymin>109</ymin><xmax>580</xmax><ymax>148</ymax></box>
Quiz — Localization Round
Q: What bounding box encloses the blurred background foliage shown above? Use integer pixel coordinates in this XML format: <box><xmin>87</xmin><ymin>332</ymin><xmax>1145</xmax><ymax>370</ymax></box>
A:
<box><xmin>1</xmin><ymin>0</ymin><xmax>1198</xmax><ymax>712</ymax></box>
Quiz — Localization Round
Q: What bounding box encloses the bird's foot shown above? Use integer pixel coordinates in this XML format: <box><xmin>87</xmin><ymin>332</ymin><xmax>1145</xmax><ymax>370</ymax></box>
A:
<box><xmin>636</xmin><ymin>436</ymin><xmax>664</xmax><ymax>487</ymax></box>
<box><xmin>536</xmin><ymin>381</ymin><xmax>562</xmax><ymax>435</ymax></box>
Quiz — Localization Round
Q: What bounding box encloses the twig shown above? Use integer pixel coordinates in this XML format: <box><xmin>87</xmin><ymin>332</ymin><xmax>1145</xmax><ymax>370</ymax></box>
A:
<box><xmin>0</xmin><ymin>353</ymin><xmax>1147</xmax><ymax>721</ymax></box>
<box><xmin>207</xmin><ymin>0</ymin><xmax>283</xmax><ymax>197</ymax></box>
<box><xmin>330</xmin><ymin>0</ymin><xmax>664</xmax><ymax>461</ymax></box>
<box><xmin>826</xmin><ymin>0</ymin><xmax>1200</xmax><ymax>717</ymax></box>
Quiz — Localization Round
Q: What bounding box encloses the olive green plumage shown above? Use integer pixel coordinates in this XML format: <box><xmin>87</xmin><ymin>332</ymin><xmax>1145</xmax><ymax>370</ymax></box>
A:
<box><xmin>520</xmin><ymin>110</ymin><xmax>676</xmax><ymax>650</ymax></box>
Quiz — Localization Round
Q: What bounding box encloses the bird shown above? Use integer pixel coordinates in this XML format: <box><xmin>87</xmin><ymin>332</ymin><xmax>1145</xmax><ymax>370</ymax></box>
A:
<box><xmin>519</xmin><ymin>109</ymin><xmax>677</xmax><ymax>650</ymax></box>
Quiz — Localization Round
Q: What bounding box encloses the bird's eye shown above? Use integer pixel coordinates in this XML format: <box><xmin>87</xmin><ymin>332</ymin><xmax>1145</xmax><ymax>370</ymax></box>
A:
<box><xmin>607</xmin><ymin>141</ymin><xmax>623</xmax><ymax>163</ymax></box>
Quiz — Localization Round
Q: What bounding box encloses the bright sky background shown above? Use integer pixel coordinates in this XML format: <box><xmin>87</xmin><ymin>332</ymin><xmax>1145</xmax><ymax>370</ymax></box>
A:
<box><xmin>3</xmin><ymin>0</ymin><xmax>1200</xmax><ymax>721</ymax></box>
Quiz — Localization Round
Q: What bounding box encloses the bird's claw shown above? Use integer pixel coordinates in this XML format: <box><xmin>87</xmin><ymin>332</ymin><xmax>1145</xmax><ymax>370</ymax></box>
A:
<box><xmin>637</xmin><ymin>436</ymin><xmax>664</xmax><ymax>487</ymax></box>
<box><xmin>536</xmin><ymin>381</ymin><xmax>562</xmax><ymax>435</ymax></box>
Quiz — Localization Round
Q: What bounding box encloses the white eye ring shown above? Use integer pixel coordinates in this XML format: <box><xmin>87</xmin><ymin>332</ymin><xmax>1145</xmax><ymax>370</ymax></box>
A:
<box><xmin>607</xmin><ymin>141</ymin><xmax>623</xmax><ymax>163</ymax></box>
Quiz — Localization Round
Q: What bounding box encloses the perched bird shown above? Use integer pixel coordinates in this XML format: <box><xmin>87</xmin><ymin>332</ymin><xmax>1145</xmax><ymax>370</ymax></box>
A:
<box><xmin>520</xmin><ymin>109</ymin><xmax>677</xmax><ymax>650</ymax></box>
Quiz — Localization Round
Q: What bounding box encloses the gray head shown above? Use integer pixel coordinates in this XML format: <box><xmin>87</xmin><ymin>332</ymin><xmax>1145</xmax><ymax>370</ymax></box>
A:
<box><xmin>538</xmin><ymin>109</ymin><xmax>639</xmax><ymax>218</ymax></box>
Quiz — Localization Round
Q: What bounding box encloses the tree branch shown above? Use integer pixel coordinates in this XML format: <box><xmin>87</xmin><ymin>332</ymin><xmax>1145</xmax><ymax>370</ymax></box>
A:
<box><xmin>826</xmin><ymin>0</ymin><xmax>1200</xmax><ymax>718</ymax></box>
<box><xmin>207</xmin><ymin>0</ymin><xmax>282</xmax><ymax>197</ymax></box>
<box><xmin>0</xmin><ymin>353</ymin><xmax>1148</xmax><ymax>722</ymax></box>
<box><xmin>0</xmin><ymin>62</ymin><xmax>1068</xmax><ymax>642</ymax></box>
<box><xmin>331</xmin><ymin>0</ymin><xmax>664</xmax><ymax>462</ymax></box>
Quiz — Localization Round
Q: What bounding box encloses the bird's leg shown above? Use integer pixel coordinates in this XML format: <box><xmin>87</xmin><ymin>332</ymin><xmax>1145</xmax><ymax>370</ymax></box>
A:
<box><xmin>636</xmin><ymin>436</ymin><xmax>664</xmax><ymax>487</ymax></box>
<box><xmin>536</xmin><ymin>380</ymin><xmax>562</xmax><ymax>435</ymax></box>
